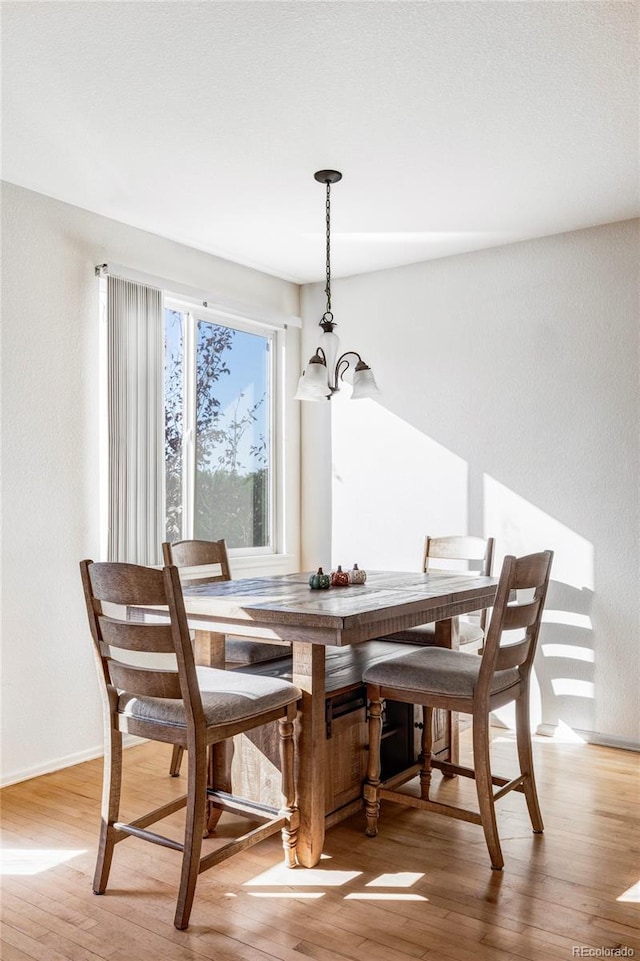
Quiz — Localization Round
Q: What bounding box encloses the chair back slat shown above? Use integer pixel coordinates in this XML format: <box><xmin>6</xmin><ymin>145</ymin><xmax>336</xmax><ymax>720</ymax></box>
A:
<box><xmin>163</xmin><ymin>539</ymin><xmax>232</xmax><ymax>582</ymax></box>
<box><xmin>495</xmin><ymin>638</ymin><xmax>532</xmax><ymax>671</ymax></box>
<box><xmin>108</xmin><ymin>660</ymin><xmax>183</xmax><ymax>699</ymax></box>
<box><xmin>423</xmin><ymin>535</ymin><xmax>494</xmax><ymax>568</ymax></box>
<box><xmin>87</xmin><ymin>562</ymin><xmax>168</xmax><ymax>606</ymax></box>
<box><xmin>176</xmin><ymin>569</ymin><xmax>229</xmax><ymax>587</ymax></box>
<box><xmin>98</xmin><ymin>615</ymin><xmax>175</xmax><ymax>653</ymax></box>
<box><xmin>512</xmin><ymin>552</ymin><xmax>553</xmax><ymax>591</ymax></box>
<box><xmin>478</xmin><ymin>551</ymin><xmax>553</xmax><ymax>697</ymax></box>
<box><xmin>502</xmin><ymin>600</ymin><xmax>541</xmax><ymax>632</ymax></box>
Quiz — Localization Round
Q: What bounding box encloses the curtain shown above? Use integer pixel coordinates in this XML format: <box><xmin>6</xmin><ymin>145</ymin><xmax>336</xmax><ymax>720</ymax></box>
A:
<box><xmin>107</xmin><ymin>276</ymin><xmax>164</xmax><ymax>564</ymax></box>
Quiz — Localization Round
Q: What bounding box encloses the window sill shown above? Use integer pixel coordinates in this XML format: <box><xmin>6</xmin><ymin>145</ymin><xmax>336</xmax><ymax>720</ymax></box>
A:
<box><xmin>228</xmin><ymin>553</ymin><xmax>299</xmax><ymax>579</ymax></box>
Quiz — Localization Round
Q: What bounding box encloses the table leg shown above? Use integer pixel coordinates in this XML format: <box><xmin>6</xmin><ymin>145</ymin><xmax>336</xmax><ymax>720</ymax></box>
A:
<box><xmin>435</xmin><ymin>617</ymin><xmax>460</xmax><ymax>767</ymax></box>
<box><xmin>292</xmin><ymin>641</ymin><xmax>326</xmax><ymax>867</ymax></box>
<box><xmin>194</xmin><ymin>629</ymin><xmax>226</xmax><ymax>668</ymax></box>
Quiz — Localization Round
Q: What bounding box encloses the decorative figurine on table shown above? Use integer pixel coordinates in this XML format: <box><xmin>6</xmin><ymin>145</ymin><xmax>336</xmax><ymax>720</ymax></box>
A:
<box><xmin>330</xmin><ymin>565</ymin><xmax>351</xmax><ymax>587</ymax></box>
<box><xmin>349</xmin><ymin>563</ymin><xmax>367</xmax><ymax>585</ymax></box>
<box><xmin>309</xmin><ymin>567</ymin><xmax>331</xmax><ymax>590</ymax></box>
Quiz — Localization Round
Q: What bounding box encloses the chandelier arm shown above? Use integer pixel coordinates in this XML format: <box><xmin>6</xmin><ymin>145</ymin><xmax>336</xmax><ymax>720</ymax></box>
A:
<box><xmin>330</xmin><ymin>351</ymin><xmax>363</xmax><ymax>390</ymax></box>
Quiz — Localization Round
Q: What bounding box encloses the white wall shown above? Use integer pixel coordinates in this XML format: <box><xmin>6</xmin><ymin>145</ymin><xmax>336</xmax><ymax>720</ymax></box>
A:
<box><xmin>301</xmin><ymin>220</ymin><xmax>639</xmax><ymax>747</ymax></box>
<box><xmin>0</xmin><ymin>182</ymin><xmax>300</xmax><ymax>786</ymax></box>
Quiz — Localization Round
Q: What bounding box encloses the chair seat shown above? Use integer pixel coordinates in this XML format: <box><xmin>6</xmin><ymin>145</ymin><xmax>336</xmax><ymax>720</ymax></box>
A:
<box><xmin>119</xmin><ymin>666</ymin><xmax>300</xmax><ymax>729</ymax></box>
<box><xmin>226</xmin><ymin>638</ymin><xmax>291</xmax><ymax>664</ymax></box>
<box><xmin>378</xmin><ymin>620</ymin><xmax>485</xmax><ymax>647</ymax></box>
<box><xmin>363</xmin><ymin>647</ymin><xmax>519</xmax><ymax>699</ymax></box>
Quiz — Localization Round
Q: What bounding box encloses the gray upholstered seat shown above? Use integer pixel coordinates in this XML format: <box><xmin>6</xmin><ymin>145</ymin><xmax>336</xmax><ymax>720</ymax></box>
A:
<box><xmin>363</xmin><ymin>647</ymin><xmax>519</xmax><ymax>699</ymax></box>
<box><xmin>119</xmin><ymin>666</ymin><xmax>301</xmax><ymax>729</ymax></box>
<box><xmin>226</xmin><ymin>638</ymin><xmax>290</xmax><ymax>664</ymax></box>
<box><xmin>377</xmin><ymin>621</ymin><xmax>484</xmax><ymax>648</ymax></box>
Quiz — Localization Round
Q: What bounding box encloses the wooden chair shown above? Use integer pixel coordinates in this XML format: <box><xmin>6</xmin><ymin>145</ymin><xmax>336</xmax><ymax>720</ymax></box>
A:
<box><xmin>363</xmin><ymin>550</ymin><xmax>553</xmax><ymax>870</ymax></box>
<box><xmin>163</xmin><ymin>539</ymin><xmax>290</xmax><ymax>665</ymax></box>
<box><xmin>382</xmin><ymin>535</ymin><xmax>495</xmax><ymax>651</ymax></box>
<box><xmin>163</xmin><ymin>538</ymin><xmax>291</xmax><ymax>777</ymax></box>
<box><xmin>80</xmin><ymin>559</ymin><xmax>300</xmax><ymax>930</ymax></box>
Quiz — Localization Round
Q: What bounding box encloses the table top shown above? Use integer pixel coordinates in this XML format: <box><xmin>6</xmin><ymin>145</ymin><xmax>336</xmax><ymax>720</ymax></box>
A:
<box><xmin>180</xmin><ymin>570</ymin><xmax>498</xmax><ymax>642</ymax></box>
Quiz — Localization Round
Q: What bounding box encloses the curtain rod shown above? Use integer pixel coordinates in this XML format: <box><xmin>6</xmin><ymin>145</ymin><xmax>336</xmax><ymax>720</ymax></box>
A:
<box><xmin>94</xmin><ymin>262</ymin><xmax>302</xmax><ymax>330</ymax></box>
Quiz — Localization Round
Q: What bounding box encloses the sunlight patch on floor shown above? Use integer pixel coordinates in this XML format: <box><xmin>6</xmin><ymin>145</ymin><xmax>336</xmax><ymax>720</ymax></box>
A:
<box><xmin>244</xmin><ymin>865</ymin><xmax>361</xmax><ymax>886</ymax></box>
<box><xmin>241</xmin><ymin>864</ymin><xmax>428</xmax><ymax>901</ymax></box>
<box><xmin>247</xmin><ymin>892</ymin><xmax>326</xmax><ymax>899</ymax></box>
<box><xmin>366</xmin><ymin>872</ymin><xmax>423</xmax><ymax>887</ymax></box>
<box><xmin>0</xmin><ymin>848</ymin><xmax>87</xmax><ymax>875</ymax></box>
<box><xmin>617</xmin><ymin>881</ymin><xmax>640</xmax><ymax>903</ymax></box>
<box><xmin>550</xmin><ymin>719</ymin><xmax>586</xmax><ymax>743</ymax></box>
<box><xmin>345</xmin><ymin>893</ymin><xmax>428</xmax><ymax>901</ymax></box>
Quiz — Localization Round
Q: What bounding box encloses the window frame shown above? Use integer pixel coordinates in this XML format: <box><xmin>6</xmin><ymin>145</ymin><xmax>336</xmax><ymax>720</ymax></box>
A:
<box><xmin>165</xmin><ymin>296</ymin><xmax>280</xmax><ymax>558</ymax></box>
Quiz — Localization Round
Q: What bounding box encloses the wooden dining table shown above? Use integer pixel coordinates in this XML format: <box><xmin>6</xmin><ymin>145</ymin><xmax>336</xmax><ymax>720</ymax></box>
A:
<box><xmin>174</xmin><ymin>569</ymin><xmax>499</xmax><ymax>868</ymax></box>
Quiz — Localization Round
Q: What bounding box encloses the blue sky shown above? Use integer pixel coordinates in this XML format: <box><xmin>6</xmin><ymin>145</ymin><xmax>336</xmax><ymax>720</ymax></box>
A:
<box><xmin>165</xmin><ymin>308</ymin><xmax>270</xmax><ymax>473</ymax></box>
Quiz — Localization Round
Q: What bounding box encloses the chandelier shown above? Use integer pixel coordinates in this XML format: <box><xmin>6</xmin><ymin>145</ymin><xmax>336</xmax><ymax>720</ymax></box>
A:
<box><xmin>294</xmin><ymin>170</ymin><xmax>380</xmax><ymax>401</ymax></box>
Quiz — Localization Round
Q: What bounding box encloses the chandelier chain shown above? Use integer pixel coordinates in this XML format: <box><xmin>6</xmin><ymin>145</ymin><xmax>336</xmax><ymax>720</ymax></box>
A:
<box><xmin>325</xmin><ymin>182</ymin><xmax>332</xmax><ymax>315</ymax></box>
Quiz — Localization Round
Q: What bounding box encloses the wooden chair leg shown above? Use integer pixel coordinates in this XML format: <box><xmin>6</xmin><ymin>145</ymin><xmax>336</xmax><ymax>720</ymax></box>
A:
<box><xmin>205</xmin><ymin>742</ymin><xmax>233</xmax><ymax>834</ymax></box>
<box><xmin>93</xmin><ymin>728</ymin><xmax>123</xmax><ymax>894</ymax></box>
<box><xmin>364</xmin><ymin>688</ymin><xmax>383</xmax><ymax>837</ymax></box>
<box><xmin>419</xmin><ymin>706</ymin><xmax>433</xmax><ymax>799</ymax></box>
<box><xmin>278</xmin><ymin>707</ymin><xmax>299</xmax><ymax>868</ymax></box>
<box><xmin>515</xmin><ymin>691</ymin><xmax>544</xmax><ymax>834</ymax></box>
<box><xmin>472</xmin><ymin>714</ymin><xmax>504</xmax><ymax>870</ymax></box>
<box><xmin>170</xmin><ymin>745</ymin><xmax>184</xmax><ymax>777</ymax></box>
<box><xmin>174</xmin><ymin>743</ymin><xmax>208</xmax><ymax>930</ymax></box>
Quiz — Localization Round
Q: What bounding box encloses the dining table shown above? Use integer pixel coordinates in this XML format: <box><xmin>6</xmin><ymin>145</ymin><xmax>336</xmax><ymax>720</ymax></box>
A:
<box><xmin>172</xmin><ymin>568</ymin><xmax>499</xmax><ymax>868</ymax></box>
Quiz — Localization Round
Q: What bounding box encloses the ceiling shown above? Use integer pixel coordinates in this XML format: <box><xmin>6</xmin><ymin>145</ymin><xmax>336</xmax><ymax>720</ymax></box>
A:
<box><xmin>1</xmin><ymin>2</ymin><xmax>637</xmax><ymax>284</ymax></box>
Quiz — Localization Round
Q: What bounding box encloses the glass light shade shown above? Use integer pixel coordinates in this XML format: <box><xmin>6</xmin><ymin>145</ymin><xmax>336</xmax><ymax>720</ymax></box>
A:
<box><xmin>294</xmin><ymin>373</ymin><xmax>325</xmax><ymax>401</ymax></box>
<box><xmin>351</xmin><ymin>364</ymin><xmax>380</xmax><ymax>400</ymax></box>
<box><xmin>293</xmin><ymin>359</ymin><xmax>329</xmax><ymax>400</ymax></box>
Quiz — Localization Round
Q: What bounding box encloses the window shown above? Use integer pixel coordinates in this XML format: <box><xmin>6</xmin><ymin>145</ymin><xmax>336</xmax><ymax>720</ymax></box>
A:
<box><xmin>164</xmin><ymin>302</ymin><xmax>274</xmax><ymax>552</ymax></box>
<box><xmin>100</xmin><ymin>266</ymin><xmax>299</xmax><ymax>571</ymax></box>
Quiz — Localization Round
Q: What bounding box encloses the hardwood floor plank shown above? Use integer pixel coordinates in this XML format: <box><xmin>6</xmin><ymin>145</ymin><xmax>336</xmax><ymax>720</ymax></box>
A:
<box><xmin>0</xmin><ymin>941</ymin><xmax>38</xmax><ymax>961</ymax></box>
<box><xmin>1</xmin><ymin>924</ymin><xmax>91</xmax><ymax>961</ymax></box>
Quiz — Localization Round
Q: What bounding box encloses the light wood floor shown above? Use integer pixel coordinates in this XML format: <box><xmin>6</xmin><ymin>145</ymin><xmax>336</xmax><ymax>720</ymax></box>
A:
<box><xmin>1</xmin><ymin>731</ymin><xmax>639</xmax><ymax>961</ymax></box>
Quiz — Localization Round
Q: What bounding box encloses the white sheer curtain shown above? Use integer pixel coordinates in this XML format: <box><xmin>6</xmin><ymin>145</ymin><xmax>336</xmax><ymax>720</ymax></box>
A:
<box><xmin>107</xmin><ymin>275</ymin><xmax>164</xmax><ymax>564</ymax></box>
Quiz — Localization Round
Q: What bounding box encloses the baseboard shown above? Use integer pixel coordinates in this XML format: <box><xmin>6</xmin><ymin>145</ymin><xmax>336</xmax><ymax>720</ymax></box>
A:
<box><xmin>536</xmin><ymin>722</ymin><xmax>639</xmax><ymax>753</ymax></box>
<box><xmin>0</xmin><ymin>734</ymin><xmax>147</xmax><ymax>789</ymax></box>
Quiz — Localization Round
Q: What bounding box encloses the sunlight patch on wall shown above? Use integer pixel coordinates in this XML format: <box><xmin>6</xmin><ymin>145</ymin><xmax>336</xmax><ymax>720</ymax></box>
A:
<box><xmin>542</xmin><ymin>644</ymin><xmax>594</xmax><ymax>663</ymax></box>
<box><xmin>483</xmin><ymin>473</ymin><xmax>595</xmax><ymax>734</ymax></box>
<box><xmin>542</xmin><ymin>611</ymin><xmax>592</xmax><ymax>630</ymax></box>
<box><xmin>551</xmin><ymin>679</ymin><xmax>595</xmax><ymax>698</ymax></box>
<box><xmin>483</xmin><ymin>474</ymin><xmax>594</xmax><ymax>591</ymax></box>
<box><xmin>332</xmin><ymin>396</ymin><xmax>468</xmax><ymax>570</ymax></box>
